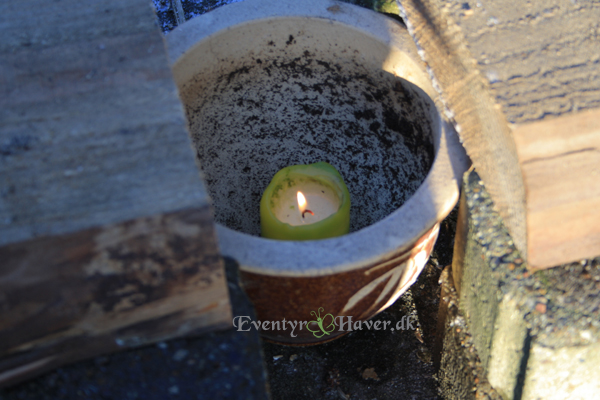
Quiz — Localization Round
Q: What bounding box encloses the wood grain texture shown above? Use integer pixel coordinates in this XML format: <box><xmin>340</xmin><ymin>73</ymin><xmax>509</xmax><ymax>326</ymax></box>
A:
<box><xmin>514</xmin><ymin>108</ymin><xmax>600</xmax><ymax>269</ymax></box>
<box><xmin>398</xmin><ymin>0</ymin><xmax>528</xmax><ymax>261</ymax></box>
<box><xmin>442</xmin><ymin>0</ymin><xmax>600</xmax><ymax>124</ymax></box>
<box><xmin>399</xmin><ymin>0</ymin><xmax>600</xmax><ymax>268</ymax></box>
<box><xmin>0</xmin><ymin>0</ymin><xmax>231</xmax><ymax>386</ymax></box>
<box><xmin>0</xmin><ymin>207</ymin><xmax>231</xmax><ymax>388</ymax></box>
<box><xmin>0</xmin><ymin>0</ymin><xmax>209</xmax><ymax>246</ymax></box>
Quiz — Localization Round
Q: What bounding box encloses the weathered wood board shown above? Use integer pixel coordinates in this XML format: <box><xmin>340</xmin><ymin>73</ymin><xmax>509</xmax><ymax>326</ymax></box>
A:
<box><xmin>0</xmin><ymin>0</ymin><xmax>230</xmax><ymax>387</ymax></box>
<box><xmin>398</xmin><ymin>0</ymin><xmax>600</xmax><ymax>269</ymax></box>
<box><xmin>514</xmin><ymin>109</ymin><xmax>600</xmax><ymax>269</ymax></box>
<box><xmin>0</xmin><ymin>209</ymin><xmax>229</xmax><ymax>387</ymax></box>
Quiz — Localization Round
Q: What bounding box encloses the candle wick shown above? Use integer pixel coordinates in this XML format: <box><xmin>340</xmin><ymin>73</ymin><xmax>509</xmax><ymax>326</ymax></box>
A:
<box><xmin>302</xmin><ymin>209</ymin><xmax>314</xmax><ymax>218</ymax></box>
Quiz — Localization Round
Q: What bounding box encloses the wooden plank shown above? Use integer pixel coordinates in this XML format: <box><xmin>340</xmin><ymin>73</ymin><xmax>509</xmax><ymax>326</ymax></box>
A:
<box><xmin>398</xmin><ymin>0</ymin><xmax>600</xmax><ymax>268</ymax></box>
<box><xmin>0</xmin><ymin>0</ymin><xmax>209</xmax><ymax>245</ymax></box>
<box><xmin>514</xmin><ymin>108</ymin><xmax>600</xmax><ymax>269</ymax></box>
<box><xmin>0</xmin><ymin>208</ymin><xmax>230</xmax><ymax>387</ymax></box>
<box><xmin>398</xmin><ymin>0</ymin><xmax>528</xmax><ymax>261</ymax></box>
<box><xmin>0</xmin><ymin>0</ymin><xmax>231</xmax><ymax>386</ymax></box>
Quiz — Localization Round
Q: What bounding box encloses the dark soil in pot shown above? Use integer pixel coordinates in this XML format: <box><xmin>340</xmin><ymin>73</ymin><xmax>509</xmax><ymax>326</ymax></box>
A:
<box><xmin>181</xmin><ymin>48</ymin><xmax>435</xmax><ymax>236</ymax></box>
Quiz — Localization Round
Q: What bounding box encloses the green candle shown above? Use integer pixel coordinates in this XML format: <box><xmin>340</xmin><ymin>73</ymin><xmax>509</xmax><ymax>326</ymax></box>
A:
<box><xmin>260</xmin><ymin>162</ymin><xmax>351</xmax><ymax>241</ymax></box>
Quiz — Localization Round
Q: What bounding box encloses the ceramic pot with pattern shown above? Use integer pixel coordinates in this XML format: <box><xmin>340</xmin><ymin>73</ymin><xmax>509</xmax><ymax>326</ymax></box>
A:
<box><xmin>167</xmin><ymin>0</ymin><xmax>469</xmax><ymax>344</ymax></box>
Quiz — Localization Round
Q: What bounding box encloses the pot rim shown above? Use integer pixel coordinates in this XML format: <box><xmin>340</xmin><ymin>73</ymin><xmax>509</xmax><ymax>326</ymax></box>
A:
<box><xmin>166</xmin><ymin>0</ymin><xmax>469</xmax><ymax>277</ymax></box>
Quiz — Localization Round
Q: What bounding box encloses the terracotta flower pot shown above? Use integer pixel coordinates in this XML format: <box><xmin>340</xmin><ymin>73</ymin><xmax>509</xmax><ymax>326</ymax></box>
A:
<box><xmin>167</xmin><ymin>0</ymin><xmax>469</xmax><ymax>344</ymax></box>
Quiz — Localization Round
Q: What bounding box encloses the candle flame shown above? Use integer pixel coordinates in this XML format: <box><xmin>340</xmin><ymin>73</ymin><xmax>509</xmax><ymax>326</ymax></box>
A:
<box><xmin>297</xmin><ymin>191</ymin><xmax>314</xmax><ymax>218</ymax></box>
<box><xmin>297</xmin><ymin>191</ymin><xmax>307</xmax><ymax>213</ymax></box>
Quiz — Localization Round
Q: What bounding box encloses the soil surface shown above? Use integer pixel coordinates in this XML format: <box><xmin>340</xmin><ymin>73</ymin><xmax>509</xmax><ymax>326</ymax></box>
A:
<box><xmin>183</xmin><ymin>48</ymin><xmax>434</xmax><ymax>236</ymax></box>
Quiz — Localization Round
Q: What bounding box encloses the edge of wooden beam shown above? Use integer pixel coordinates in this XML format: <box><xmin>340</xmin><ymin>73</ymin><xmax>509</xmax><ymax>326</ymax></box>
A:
<box><xmin>0</xmin><ymin>206</ymin><xmax>231</xmax><ymax>388</ymax></box>
<box><xmin>513</xmin><ymin>108</ymin><xmax>600</xmax><ymax>269</ymax></box>
<box><xmin>398</xmin><ymin>0</ymin><xmax>528</xmax><ymax>260</ymax></box>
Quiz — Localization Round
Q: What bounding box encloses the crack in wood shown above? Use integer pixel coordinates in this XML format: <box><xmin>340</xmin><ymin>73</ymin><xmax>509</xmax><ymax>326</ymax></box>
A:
<box><xmin>520</xmin><ymin>147</ymin><xmax>599</xmax><ymax>165</ymax></box>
